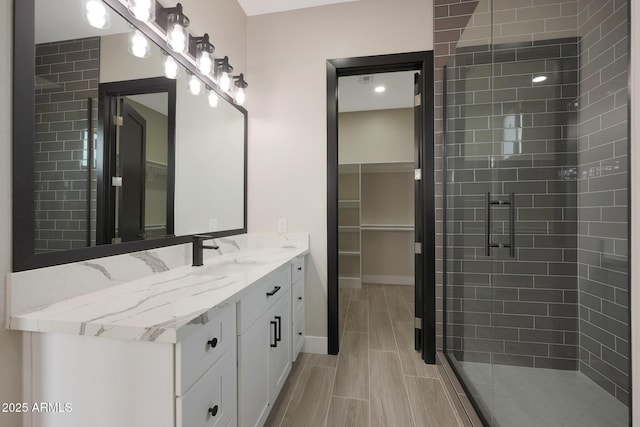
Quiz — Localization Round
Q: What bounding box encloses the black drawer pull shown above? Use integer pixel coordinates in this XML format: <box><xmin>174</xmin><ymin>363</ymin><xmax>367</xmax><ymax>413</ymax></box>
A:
<box><xmin>270</xmin><ymin>321</ymin><xmax>277</xmax><ymax>347</ymax></box>
<box><xmin>298</xmin><ymin>332</ymin><xmax>302</xmax><ymax>336</ymax></box>
<box><xmin>266</xmin><ymin>286</ymin><xmax>281</xmax><ymax>297</ymax></box>
<box><xmin>207</xmin><ymin>338</ymin><xmax>218</xmax><ymax>349</ymax></box>
<box><xmin>275</xmin><ymin>316</ymin><xmax>282</xmax><ymax>342</ymax></box>
<box><xmin>297</xmin><ymin>296</ymin><xmax>302</xmax><ymax>301</ymax></box>
<box><xmin>208</xmin><ymin>405</ymin><xmax>218</xmax><ymax>416</ymax></box>
<box><xmin>297</xmin><ymin>266</ymin><xmax>302</xmax><ymax>271</ymax></box>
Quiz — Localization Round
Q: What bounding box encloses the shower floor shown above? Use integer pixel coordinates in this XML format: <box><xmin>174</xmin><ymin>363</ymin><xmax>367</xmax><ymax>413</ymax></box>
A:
<box><xmin>453</xmin><ymin>361</ymin><xmax>628</xmax><ymax>427</ymax></box>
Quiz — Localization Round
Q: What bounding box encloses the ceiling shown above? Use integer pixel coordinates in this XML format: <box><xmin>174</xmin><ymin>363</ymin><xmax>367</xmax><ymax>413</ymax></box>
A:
<box><xmin>237</xmin><ymin>0</ymin><xmax>358</xmax><ymax>16</ymax></box>
<box><xmin>338</xmin><ymin>71</ymin><xmax>415</xmax><ymax>113</ymax></box>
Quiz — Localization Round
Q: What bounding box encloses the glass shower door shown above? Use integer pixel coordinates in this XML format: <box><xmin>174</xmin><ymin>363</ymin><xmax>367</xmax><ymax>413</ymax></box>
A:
<box><xmin>445</xmin><ymin>1</ymin><xmax>630</xmax><ymax>426</ymax></box>
<box><xmin>444</xmin><ymin>45</ymin><xmax>501</xmax><ymax>422</ymax></box>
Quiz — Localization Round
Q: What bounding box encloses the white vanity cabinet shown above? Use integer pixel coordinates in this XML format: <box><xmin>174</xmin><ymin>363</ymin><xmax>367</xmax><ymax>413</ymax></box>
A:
<box><xmin>237</xmin><ymin>265</ymin><xmax>292</xmax><ymax>427</ymax></box>
<box><xmin>25</xmin><ymin>304</ymin><xmax>237</xmax><ymax>427</ymax></box>
<box><xmin>176</xmin><ymin>305</ymin><xmax>237</xmax><ymax>427</ymax></box>
<box><xmin>291</xmin><ymin>255</ymin><xmax>305</xmax><ymax>361</ymax></box>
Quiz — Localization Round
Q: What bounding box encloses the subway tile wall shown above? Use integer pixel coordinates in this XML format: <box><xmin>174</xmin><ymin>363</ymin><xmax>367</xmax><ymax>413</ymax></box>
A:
<box><xmin>444</xmin><ymin>38</ymin><xmax>580</xmax><ymax>371</ymax></box>
<box><xmin>436</xmin><ymin>0</ymin><xmax>630</xmax><ymax>407</ymax></box>
<box><xmin>34</xmin><ymin>37</ymin><xmax>99</xmax><ymax>252</ymax></box>
<box><xmin>576</xmin><ymin>0</ymin><xmax>629</xmax><ymax>405</ymax></box>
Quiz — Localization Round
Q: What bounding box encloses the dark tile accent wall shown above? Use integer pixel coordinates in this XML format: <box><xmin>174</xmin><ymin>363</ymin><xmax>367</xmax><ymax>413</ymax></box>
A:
<box><xmin>576</xmin><ymin>0</ymin><xmax>629</xmax><ymax>405</ymax></box>
<box><xmin>444</xmin><ymin>38</ymin><xmax>580</xmax><ymax>370</ymax></box>
<box><xmin>434</xmin><ymin>0</ymin><xmax>481</xmax><ymax>352</ymax></box>
<box><xmin>34</xmin><ymin>37</ymin><xmax>99</xmax><ymax>252</ymax></box>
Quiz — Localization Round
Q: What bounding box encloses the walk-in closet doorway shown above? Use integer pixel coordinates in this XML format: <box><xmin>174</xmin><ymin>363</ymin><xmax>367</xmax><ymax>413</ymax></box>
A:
<box><xmin>327</xmin><ymin>52</ymin><xmax>435</xmax><ymax>364</ymax></box>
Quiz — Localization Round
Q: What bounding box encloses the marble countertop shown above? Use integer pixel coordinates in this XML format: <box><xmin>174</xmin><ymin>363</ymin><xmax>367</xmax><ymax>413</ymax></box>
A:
<box><xmin>8</xmin><ymin>244</ymin><xmax>308</xmax><ymax>343</ymax></box>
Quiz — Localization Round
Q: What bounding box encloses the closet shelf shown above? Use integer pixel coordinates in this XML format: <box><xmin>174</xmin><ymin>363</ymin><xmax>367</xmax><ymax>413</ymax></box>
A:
<box><xmin>338</xmin><ymin>251</ymin><xmax>361</xmax><ymax>256</ymax></box>
<box><xmin>361</xmin><ymin>224</ymin><xmax>414</xmax><ymax>231</ymax></box>
<box><xmin>339</xmin><ymin>226</ymin><xmax>360</xmax><ymax>232</ymax></box>
<box><xmin>338</xmin><ymin>200</ymin><xmax>360</xmax><ymax>208</ymax></box>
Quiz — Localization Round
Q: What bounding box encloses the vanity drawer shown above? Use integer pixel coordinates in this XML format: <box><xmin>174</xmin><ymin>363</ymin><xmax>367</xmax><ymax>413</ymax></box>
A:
<box><xmin>176</xmin><ymin>304</ymin><xmax>236</xmax><ymax>395</ymax></box>
<box><xmin>176</xmin><ymin>344</ymin><xmax>237</xmax><ymax>427</ymax></box>
<box><xmin>291</xmin><ymin>256</ymin><xmax>304</xmax><ymax>284</ymax></box>
<box><xmin>292</xmin><ymin>280</ymin><xmax>304</xmax><ymax>321</ymax></box>
<box><xmin>237</xmin><ymin>265</ymin><xmax>291</xmax><ymax>334</ymax></box>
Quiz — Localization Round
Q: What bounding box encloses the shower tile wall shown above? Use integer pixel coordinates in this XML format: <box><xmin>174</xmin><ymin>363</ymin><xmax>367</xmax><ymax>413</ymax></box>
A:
<box><xmin>34</xmin><ymin>37</ymin><xmax>99</xmax><ymax>252</ymax></box>
<box><xmin>576</xmin><ymin>0</ymin><xmax>629</xmax><ymax>405</ymax></box>
<box><xmin>434</xmin><ymin>0</ymin><xmax>481</xmax><ymax>352</ymax></box>
<box><xmin>445</xmin><ymin>38</ymin><xmax>579</xmax><ymax>369</ymax></box>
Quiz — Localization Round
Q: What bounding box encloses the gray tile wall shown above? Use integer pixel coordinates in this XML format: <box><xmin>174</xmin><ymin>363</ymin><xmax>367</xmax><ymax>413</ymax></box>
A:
<box><xmin>34</xmin><ymin>37</ymin><xmax>99</xmax><ymax>252</ymax></box>
<box><xmin>435</xmin><ymin>0</ymin><xmax>481</xmax><ymax>353</ymax></box>
<box><xmin>445</xmin><ymin>38</ymin><xmax>580</xmax><ymax>371</ymax></box>
<box><xmin>576</xmin><ymin>0</ymin><xmax>629</xmax><ymax>405</ymax></box>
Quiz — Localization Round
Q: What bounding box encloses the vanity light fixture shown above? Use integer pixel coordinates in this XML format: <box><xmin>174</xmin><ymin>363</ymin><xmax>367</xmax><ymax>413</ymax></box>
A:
<box><xmin>127</xmin><ymin>0</ymin><xmax>156</xmax><ymax>23</ymax></box>
<box><xmin>207</xmin><ymin>87</ymin><xmax>219</xmax><ymax>108</ymax></box>
<box><xmin>188</xmin><ymin>72</ymin><xmax>202</xmax><ymax>96</ymax></box>
<box><xmin>374</xmin><ymin>86</ymin><xmax>385</xmax><ymax>93</ymax></box>
<box><xmin>233</xmin><ymin>73</ymin><xmax>248</xmax><ymax>106</ymax></box>
<box><xmin>83</xmin><ymin>0</ymin><xmax>111</xmax><ymax>29</ymax></box>
<box><xmin>215</xmin><ymin>56</ymin><xmax>233</xmax><ymax>92</ymax></box>
<box><xmin>162</xmin><ymin>3</ymin><xmax>190</xmax><ymax>53</ymax></box>
<box><xmin>129</xmin><ymin>29</ymin><xmax>151</xmax><ymax>58</ymax></box>
<box><xmin>191</xmin><ymin>33</ymin><xmax>215</xmax><ymax>75</ymax></box>
<box><xmin>162</xmin><ymin>52</ymin><xmax>180</xmax><ymax>79</ymax></box>
<box><xmin>532</xmin><ymin>75</ymin><xmax>547</xmax><ymax>83</ymax></box>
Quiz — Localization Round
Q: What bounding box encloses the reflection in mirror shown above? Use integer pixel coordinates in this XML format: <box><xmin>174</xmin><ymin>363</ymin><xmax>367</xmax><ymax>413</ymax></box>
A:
<box><xmin>30</xmin><ymin>0</ymin><xmax>246</xmax><ymax>256</ymax></box>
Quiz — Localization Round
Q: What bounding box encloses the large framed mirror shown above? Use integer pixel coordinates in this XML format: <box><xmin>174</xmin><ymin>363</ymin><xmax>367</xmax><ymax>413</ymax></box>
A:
<box><xmin>13</xmin><ymin>0</ymin><xmax>247</xmax><ymax>271</ymax></box>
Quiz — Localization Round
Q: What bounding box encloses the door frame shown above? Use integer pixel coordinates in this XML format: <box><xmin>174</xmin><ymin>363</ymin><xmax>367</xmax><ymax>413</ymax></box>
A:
<box><xmin>97</xmin><ymin>77</ymin><xmax>177</xmax><ymax>245</ymax></box>
<box><xmin>326</xmin><ymin>51</ymin><xmax>435</xmax><ymax>363</ymax></box>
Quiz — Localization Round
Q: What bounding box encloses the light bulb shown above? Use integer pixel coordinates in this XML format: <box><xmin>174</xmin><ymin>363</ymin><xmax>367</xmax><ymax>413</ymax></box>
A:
<box><xmin>219</xmin><ymin>72</ymin><xmax>231</xmax><ymax>92</ymax></box>
<box><xmin>128</xmin><ymin>0</ymin><xmax>155</xmax><ymax>22</ymax></box>
<box><xmin>168</xmin><ymin>24</ymin><xmax>187</xmax><ymax>53</ymax></box>
<box><xmin>208</xmin><ymin>89</ymin><xmax>219</xmax><ymax>108</ymax></box>
<box><xmin>129</xmin><ymin>30</ymin><xmax>150</xmax><ymax>58</ymax></box>
<box><xmin>197</xmin><ymin>51</ymin><xmax>213</xmax><ymax>75</ymax></box>
<box><xmin>85</xmin><ymin>0</ymin><xmax>111</xmax><ymax>29</ymax></box>
<box><xmin>188</xmin><ymin>74</ymin><xmax>201</xmax><ymax>95</ymax></box>
<box><xmin>235</xmin><ymin>87</ymin><xmax>246</xmax><ymax>106</ymax></box>
<box><xmin>163</xmin><ymin>55</ymin><xmax>179</xmax><ymax>79</ymax></box>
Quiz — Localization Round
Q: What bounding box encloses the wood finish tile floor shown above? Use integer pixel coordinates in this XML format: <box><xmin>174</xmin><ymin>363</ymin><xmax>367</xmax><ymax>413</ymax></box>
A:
<box><xmin>265</xmin><ymin>284</ymin><xmax>463</xmax><ymax>427</ymax></box>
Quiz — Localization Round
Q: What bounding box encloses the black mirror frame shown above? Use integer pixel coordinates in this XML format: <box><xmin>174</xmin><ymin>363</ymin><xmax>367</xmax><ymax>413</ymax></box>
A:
<box><xmin>12</xmin><ymin>0</ymin><xmax>248</xmax><ymax>271</ymax></box>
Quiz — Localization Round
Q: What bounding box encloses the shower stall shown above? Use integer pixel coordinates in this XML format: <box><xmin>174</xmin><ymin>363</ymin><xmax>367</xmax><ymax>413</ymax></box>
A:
<box><xmin>443</xmin><ymin>1</ymin><xmax>630</xmax><ymax>425</ymax></box>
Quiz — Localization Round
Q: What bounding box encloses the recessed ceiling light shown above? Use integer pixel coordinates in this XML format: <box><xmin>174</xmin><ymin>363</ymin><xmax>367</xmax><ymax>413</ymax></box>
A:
<box><xmin>374</xmin><ymin>86</ymin><xmax>385</xmax><ymax>93</ymax></box>
<box><xmin>532</xmin><ymin>76</ymin><xmax>547</xmax><ymax>83</ymax></box>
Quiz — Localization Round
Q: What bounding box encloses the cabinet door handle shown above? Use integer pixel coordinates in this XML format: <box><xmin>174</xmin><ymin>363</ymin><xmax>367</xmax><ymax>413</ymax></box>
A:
<box><xmin>266</xmin><ymin>286</ymin><xmax>281</xmax><ymax>297</ymax></box>
<box><xmin>208</xmin><ymin>405</ymin><xmax>219</xmax><ymax>417</ymax></box>
<box><xmin>275</xmin><ymin>316</ymin><xmax>282</xmax><ymax>342</ymax></box>
<box><xmin>298</xmin><ymin>332</ymin><xmax>302</xmax><ymax>336</ymax></box>
<box><xmin>207</xmin><ymin>337</ymin><xmax>218</xmax><ymax>349</ymax></box>
<box><xmin>270</xmin><ymin>321</ymin><xmax>277</xmax><ymax>347</ymax></box>
<box><xmin>297</xmin><ymin>296</ymin><xmax>302</xmax><ymax>301</ymax></box>
<box><xmin>297</xmin><ymin>266</ymin><xmax>302</xmax><ymax>271</ymax></box>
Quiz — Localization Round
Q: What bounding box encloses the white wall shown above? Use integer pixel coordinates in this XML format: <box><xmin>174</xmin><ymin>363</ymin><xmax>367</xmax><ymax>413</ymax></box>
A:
<box><xmin>246</xmin><ymin>0</ymin><xmax>433</xmax><ymax>342</ymax></box>
<box><xmin>338</xmin><ymin>108</ymin><xmax>414</xmax><ymax>164</ymax></box>
<box><xmin>0</xmin><ymin>3</ymin><xmax>23</xmax><ymax>427</ymax></box>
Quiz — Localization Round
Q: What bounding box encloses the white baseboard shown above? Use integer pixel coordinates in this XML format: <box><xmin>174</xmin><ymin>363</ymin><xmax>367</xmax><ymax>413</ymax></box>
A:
<box><xmin>362</xmin><ymin>274</ymin><xmax>414</xmax><ymax>285</ymax></box>
<box><xmin>302</xmin><ymin>336</ymin><xmax>327</xmax><ymax>354</ymax></box>
<box><xmin>338</xmin><ymin>278</ymin><xmax>361</xmax><ymax>289</ymax></box>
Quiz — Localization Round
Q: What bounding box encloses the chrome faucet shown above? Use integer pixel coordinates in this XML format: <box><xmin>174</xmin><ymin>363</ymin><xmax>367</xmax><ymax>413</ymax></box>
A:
<box><xmin>192</xmin><ymin>235</ymin><xmax>219</xmax><ymax>266</ymax></box>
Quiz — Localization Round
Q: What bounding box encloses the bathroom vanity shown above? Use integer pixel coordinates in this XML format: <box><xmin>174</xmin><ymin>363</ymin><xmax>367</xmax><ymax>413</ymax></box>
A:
<box><xmin>6</xmin><ymin>234</ymin><xmax>308</xmax><ymax>427</ymax></box>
